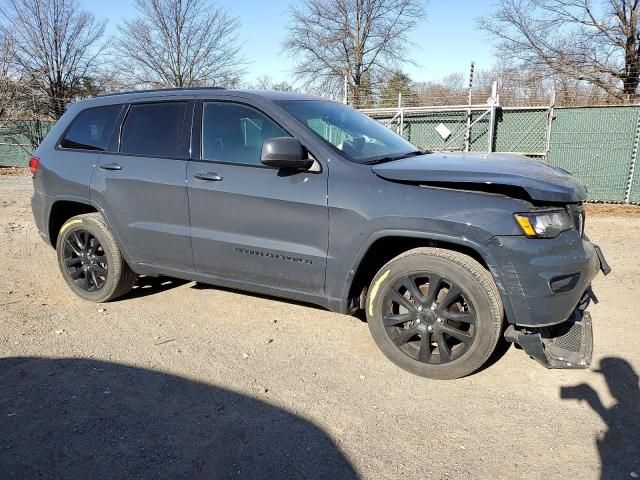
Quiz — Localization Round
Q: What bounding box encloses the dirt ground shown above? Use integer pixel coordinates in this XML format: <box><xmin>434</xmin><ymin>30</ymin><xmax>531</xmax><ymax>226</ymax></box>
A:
<box><xmin>1</xmin><ymin>174</ymin><xmax>638</xmax><ymax>480</ymax></box>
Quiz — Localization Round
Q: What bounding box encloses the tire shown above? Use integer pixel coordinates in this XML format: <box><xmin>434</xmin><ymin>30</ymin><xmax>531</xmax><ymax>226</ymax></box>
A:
<box><xmin>366</xmin><ymin>247</ymin><xmax>503</xmax><ymax>380</ymax></box>
<box><xmin>56</xmin><ymin>213</ymin><xmax>137</xmax><ymax>302</ymax></box>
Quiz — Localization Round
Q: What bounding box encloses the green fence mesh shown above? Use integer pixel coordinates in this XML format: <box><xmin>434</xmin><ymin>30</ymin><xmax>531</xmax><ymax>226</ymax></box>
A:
<box><xmin>495</xmin><ymin>108</ymin><xmax>548</xmax><ymax>154</ymax></box>
<box><xmin>0</xmin><ymin>143</ymin><xmax>30</xmax><ymax>167</ymax></box>
<box><xmin>548</xmin><ymin>106</ymin><xmax>640</xmax><ymax>202</ymax></box>
<box><xmin>0</xmin><ymin>121</ymin><xmax>52</xmax><ymax>168</ymax></box>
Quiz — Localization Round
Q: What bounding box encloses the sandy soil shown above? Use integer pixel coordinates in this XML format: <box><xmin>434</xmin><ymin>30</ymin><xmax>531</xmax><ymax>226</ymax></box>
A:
<box><xmin>0</xmin><ymin>175</ymin><xmax>638</xmax><ymax>479</ymax></box>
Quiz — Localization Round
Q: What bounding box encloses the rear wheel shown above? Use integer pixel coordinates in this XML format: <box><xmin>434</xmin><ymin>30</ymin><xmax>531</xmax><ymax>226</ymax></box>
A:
<box><xmin>366</xmin><ymin>247</ymin><xmax>503</xmax><ymax>379</ymax></box>
<box><xmin>56</xmin><ymin>213</ymin><xmax>137</xmax><ymax>302</ymax></box>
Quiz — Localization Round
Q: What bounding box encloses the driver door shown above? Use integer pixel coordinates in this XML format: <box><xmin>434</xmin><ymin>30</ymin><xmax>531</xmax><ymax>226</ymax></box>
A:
<box><xmin>187</xmin><ymin>101</ymin><xmax>329</xmax><ymax>295</ymax></box>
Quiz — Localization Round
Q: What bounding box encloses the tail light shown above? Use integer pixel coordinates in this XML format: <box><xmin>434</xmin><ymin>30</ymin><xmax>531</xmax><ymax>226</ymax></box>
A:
<box><xmin>29</xmin><ymin>156</ymin><xmax>40</xmax><ymax>175</ymax></box>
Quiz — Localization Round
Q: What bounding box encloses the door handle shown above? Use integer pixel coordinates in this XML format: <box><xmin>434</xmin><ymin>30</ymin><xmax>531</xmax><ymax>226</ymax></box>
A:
<box><xmin>193</xmin><ymin>172</ymin><xmax>223</xmax><ymax>181</ymax></box>
<box><xmin>99</xmin><ymin>162</ymin><xmax>123</xmax><ymax>171</ymax></box>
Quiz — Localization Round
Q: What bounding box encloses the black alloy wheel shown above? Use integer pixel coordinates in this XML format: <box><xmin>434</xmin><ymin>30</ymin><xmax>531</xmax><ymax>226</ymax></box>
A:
<box><xmin>62</xmin><ymin>229</ymin><xmax>108</xmax><ymax>292</ymax></box>
<box><xmin>382</xmin><ymin>273</ymin><xmax>477</xmax><ymax>365</ymax></box>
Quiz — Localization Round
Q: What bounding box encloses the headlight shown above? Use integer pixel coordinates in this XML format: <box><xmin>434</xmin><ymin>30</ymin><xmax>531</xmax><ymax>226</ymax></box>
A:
<box><xmin>514</xmin><ymin>209</ymin><xmax>572</xmax><ymax>238</ymax></box>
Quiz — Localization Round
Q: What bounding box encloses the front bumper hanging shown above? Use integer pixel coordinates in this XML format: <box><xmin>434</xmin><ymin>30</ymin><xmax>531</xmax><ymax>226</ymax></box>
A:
<box><xmin>505</xmin><ymin>309</ymin><xmax>593</xmax><ymax>369</ymax></box>
<box><xmin>504</xmin><ymin>242</ymin><xmax>609</xmax><ymax>369</ymax></box>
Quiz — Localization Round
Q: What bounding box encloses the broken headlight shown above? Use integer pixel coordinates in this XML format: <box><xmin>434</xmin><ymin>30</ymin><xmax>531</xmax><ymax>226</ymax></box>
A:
<box><xmin>514</xmin><ymin>209</ymin><xmax>573</xmax><ymax>238</ymax></box>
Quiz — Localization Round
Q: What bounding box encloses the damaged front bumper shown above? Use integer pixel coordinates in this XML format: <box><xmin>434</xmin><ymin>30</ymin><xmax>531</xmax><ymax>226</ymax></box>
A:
<box><xmin>505</xmin><ymin>302</ymin><xmax>593</xmax><ymax>369</ymax></box>
<box><xmin>503</xmin><ymin>246</ymin><xmax>610</xmax><ymax>369</ymax></box>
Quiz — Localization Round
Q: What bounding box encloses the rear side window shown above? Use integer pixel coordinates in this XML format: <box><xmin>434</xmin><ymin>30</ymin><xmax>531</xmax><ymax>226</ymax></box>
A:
<box><xmin>120</xmin><ymin>102</ymin><xmax>187</xmax><ymax>157</ymax></box>
<box><xmin>60</xmin><ymin>105</ymin><xmax>122</xmax><ymax>151</ymax></box>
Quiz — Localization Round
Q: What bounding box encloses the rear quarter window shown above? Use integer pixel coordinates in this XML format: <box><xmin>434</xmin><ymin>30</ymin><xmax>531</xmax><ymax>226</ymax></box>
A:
<box><xmin>60</xmin><ymin>105</ymin><xmax>122</xmax><ymax>151</ymax></box>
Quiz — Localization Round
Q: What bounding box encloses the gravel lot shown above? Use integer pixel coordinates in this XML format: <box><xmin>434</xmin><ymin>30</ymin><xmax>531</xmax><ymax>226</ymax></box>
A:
<box><xmin>1</xmin><ymin>174</ymin><xmax>639</xmax><ymax>479</ymax></box>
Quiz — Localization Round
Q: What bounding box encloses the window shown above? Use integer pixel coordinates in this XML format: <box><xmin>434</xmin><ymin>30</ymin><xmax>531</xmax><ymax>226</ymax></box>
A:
<box><xmin>60</xmin><ymin>105</ymin><xmax>122</xmax><ymax>151</ymax></box>
<box><xmin>278</xmin><ymin>100</ymin><xmax>418</xmax><ymax>164</ymax></box>
<box><xmin>202</xmin><ymin>102</ymin><xmax>289</xmax><ymax>165</ymax></box>
<box><xmin>120</xmin><ymin>102</ymin><xmax>187</xmax><ymax>157</ymax></box>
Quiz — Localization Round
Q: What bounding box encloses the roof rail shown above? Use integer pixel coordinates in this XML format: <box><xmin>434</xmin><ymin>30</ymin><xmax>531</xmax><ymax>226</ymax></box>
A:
<box><xmin>94</xmin><ymin>86</ymin><xmax>226</xmax><ymax>98</ymax></box>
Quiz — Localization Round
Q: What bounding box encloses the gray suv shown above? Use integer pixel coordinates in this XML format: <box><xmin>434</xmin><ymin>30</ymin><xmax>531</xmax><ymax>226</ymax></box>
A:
<box><xmin>30</xmin><ymin>88</ymin><xmax>610</xmax><ymax>379</ymax></box>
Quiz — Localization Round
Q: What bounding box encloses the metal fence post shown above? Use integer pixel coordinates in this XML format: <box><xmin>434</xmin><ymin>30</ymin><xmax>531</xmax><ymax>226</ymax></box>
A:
<box><xmin>543</xmin><ymin>89</ymin><xmax>556</xmax><ymax>163</ymax></box>
<box><xmin>398</xmin><ymin>91</ymin><xmax>404</xmax><ymax>137</ymax></box>
<box><xmin>624</xmin><ymin>108</ymin><xmax>640</xmax><ymax>203</ymax></box>
<box><xmin>487</xmin><ymin>81</ymin><xmax>498</xmax><ymax>154</ymax></box>
<box><xmin>465</xmin><ymin>61</ymin><xmax>474</xmax><ymax>153</ymax></box>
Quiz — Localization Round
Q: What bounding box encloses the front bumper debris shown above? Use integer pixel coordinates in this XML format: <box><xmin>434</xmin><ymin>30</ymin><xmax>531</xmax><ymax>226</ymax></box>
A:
<box><xmin>594</xmin><ymin>245</ymin><xmax>611</xmax><ymax>275</ymax></box>
<box><xmin>505</xmin><ymin>309</ymin><xmax>593</xmax><ymax>369</ymax></box>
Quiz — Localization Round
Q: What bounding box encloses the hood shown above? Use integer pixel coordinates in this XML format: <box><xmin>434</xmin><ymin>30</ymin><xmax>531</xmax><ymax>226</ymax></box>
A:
<box><xmin>372</xmin><ymin>152</ymin><xmax>587</xmax><ymax>203</ymax></box>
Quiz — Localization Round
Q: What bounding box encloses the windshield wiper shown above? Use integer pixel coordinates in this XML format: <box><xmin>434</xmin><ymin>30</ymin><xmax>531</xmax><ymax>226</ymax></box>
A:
<box><xmin>365</xmin><ymin>150</ymin><xmax>429</xmax><ymax>165</ymax></box>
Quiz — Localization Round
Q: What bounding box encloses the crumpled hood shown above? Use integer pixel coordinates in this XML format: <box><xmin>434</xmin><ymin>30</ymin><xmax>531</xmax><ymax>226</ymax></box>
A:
<box><xmin>372</xmin><ymin>152</ymin><xmax>587</xmax><ymax>203</ymax></box>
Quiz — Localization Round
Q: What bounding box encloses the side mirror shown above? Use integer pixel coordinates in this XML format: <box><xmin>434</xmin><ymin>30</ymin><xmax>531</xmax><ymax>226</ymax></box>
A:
<box><xmin>261</xmin><ymin>137</ymin><xmax>313</xmax><ymax>170</ymax></box>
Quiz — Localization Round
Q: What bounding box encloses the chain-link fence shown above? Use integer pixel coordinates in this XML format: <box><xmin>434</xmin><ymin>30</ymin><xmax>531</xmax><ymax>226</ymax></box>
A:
<box><xmin>359</xmin><ymin>102</ymin><xmax>640</xmax><ymax>204</ymax></box>
<box><xmin>495</xmin><ymin>108</ymin><xmax>549</xmax><ymax>155</ymax></box>
<box><xmin>0</xmin><ymin>127</ymin><xmax>36</xmax><ymax>167</ymax></box>
<box><xmin>548</xmin><ymin>107</ymin><xmax>640</xmax><ymax>203</ymax></box>
<box><xmin>362</xmin><ymin>106</ymin><xmax>493</xmax><ymax>152</ymax></box>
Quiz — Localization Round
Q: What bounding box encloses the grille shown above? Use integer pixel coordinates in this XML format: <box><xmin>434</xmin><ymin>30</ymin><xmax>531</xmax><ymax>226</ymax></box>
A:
<box><xmin>551</xmin><ymin>321</ymin><xmax>583</xmax><ymax>352</ymax></box>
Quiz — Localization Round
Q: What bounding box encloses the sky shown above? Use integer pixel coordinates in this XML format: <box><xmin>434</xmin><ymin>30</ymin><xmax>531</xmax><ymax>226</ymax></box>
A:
<box><xmin>82</xmin><ymin>0</ymin><xmax>497</xmax><ymax>85</ymax></box>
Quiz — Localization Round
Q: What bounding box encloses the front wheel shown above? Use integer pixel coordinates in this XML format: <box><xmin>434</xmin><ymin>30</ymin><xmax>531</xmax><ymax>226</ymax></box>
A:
<box><xmin>366</xmin><ymin>248</ymin><xmax>504</xmax><ymax>379</ymax></box>
<box><xmin>56</xmin><ymin>213</ymin><xmax>137</xmax><ymax>302</ymax></box>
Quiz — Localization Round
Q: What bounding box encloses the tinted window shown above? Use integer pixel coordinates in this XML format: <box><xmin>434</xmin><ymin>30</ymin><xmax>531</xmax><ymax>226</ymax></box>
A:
<box><xmin>120</xmin><ymin>102</ymin><xmax>187</xmax><ymax>157</ymax></box>
<box><xmin>202</xmin><ymin>102</ymin><xmax>289</xmax><ymax>165</ymax></box>
<box><xmin>278</xmin><ymin>100</ymin><xmax>418</xmax><ymax>163</ymax></box>
<box><xmin>60</xmin><ymin>105</ymin><xmax>122</xmax><ymax>151</ymax></box>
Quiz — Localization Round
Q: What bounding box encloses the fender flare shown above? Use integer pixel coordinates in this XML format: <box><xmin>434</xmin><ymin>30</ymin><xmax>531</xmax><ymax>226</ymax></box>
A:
<box><xmin>338</xmin><ymin>228</ymin><xmax>516</xmax><ymax>323</ymax></box>
<box><xmin>47</xmin><ymin>194</ymin><xmax>134</xmax><ymax>266</ymax></box>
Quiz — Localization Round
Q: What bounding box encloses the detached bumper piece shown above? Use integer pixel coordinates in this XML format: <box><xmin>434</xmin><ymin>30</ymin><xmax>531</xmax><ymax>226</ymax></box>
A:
<box><xmin>505</xmin><ymin>310</ymin><xmax>593</xmax><ymax>369</ymax></box>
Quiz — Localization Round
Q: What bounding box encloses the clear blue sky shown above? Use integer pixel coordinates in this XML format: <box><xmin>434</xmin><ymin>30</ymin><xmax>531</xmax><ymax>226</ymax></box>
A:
<box><xmin>82</xmin><ymin>0</ymin><xmax>496</xmax><ymax>85</ymax></box>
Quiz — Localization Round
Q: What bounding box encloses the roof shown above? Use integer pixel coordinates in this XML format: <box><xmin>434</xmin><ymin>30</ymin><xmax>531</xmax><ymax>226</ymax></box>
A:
<box><xmin>75</xmin><ymin>87</ymin><xmax>331</xmax><ymax>108</ymax></box>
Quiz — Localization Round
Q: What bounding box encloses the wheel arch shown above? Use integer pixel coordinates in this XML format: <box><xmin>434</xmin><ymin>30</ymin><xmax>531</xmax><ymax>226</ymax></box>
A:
<box><xmin>47</xmin><ymin>196</ymin><xmax>133</xmax><ymax>266</ymax></box>
<box><xmin>341</xmin><ymin>230</ymin><xmax>514</xmax><ymax>322</ymax></box>
<box><xmin>48</xmin><ymin>198</ymin><xmax>99</xmax><ymax>247</ymax></box>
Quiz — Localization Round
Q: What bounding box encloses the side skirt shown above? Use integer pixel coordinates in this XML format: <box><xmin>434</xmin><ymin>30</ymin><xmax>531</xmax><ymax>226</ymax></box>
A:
<box><xmin>131</xmin><ymin>262</ymin><xmax>337</xmax><ymax>312</ymax></box>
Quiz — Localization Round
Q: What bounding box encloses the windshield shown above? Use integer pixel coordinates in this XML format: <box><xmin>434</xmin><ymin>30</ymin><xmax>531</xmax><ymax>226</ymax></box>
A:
<box><xmin>277</xmin><ymin>100</ymin><xmax>420</xmax><ymax>164</ymax></box>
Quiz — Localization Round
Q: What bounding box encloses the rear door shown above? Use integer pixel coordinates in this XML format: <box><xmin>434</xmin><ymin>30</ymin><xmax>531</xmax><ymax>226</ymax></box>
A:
<box><xmin>187</xmin><ymin>100</ymin><xmax>329</xmax><ymax>294</ymax></box>
<box><xmin>90</xmin><ymin>100</ymin><xmax>194</xmax><ymax>271</ymax></box>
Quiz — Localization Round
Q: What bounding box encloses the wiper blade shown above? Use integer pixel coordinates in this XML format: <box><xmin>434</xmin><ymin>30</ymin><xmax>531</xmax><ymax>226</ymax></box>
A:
<box><xmin>365</xmin><ymin>150</ymin><xmax>429</xmax><ymax>165</ymax></box>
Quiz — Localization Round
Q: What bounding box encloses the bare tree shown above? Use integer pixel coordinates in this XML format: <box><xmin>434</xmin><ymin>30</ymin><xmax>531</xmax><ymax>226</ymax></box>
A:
<box><xmin>0</xmin><ymin>31</ymin><xmax>21</xmax><ymax>129</ymax></box>
<box><xmin>283</xmin><ymin>0</ymin><xmax>426</xmax><ymax>106</ymax></box>
<box><xmin>479</xmin><ymin>0</ymin><xmax>640</xmax><ymax>101</ymax></box>
<box><xmin>247</xmin><ymin>75</ymin><xmax>296</xmax><ymax>92</ymax></box>
<box><xmin>0</xmin><ymin>0</ymin><xmax>107</xmax><ymax>119</ymax></box>
<box><xmin>114</xmin><ymin>0</ymin><xmax>245</xmax><ymax>88</ymax></box>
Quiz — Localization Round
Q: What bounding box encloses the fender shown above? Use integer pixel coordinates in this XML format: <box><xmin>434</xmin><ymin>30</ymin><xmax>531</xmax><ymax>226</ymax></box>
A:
<box><xmin>336</xmin><ymin>228</ymin><xmax>517</xmax><ymax>324</ymax></box>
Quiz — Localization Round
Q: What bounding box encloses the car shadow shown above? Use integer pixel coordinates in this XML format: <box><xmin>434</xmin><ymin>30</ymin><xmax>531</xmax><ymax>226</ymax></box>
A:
<box><xmin>560</xmin><ymin>357</ymin><xmax>639</xmax><ymax>479</ymax></box>
<box><xmin>0</xmin><ymin>357</ymin><xmax>358</xmax><ymax>480</ymax></box>
<box><xmin>119</xmin><ymin>275</ymin><xmax>190</xmax><ymax>300</ymax></box>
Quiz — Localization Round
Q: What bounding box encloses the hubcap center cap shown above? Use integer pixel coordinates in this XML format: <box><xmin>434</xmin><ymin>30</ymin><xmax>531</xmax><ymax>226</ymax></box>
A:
<box><xmin>420</xmin><ymin>309</ymin><xmax>436</xmax><ymax>324</ymax></box>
